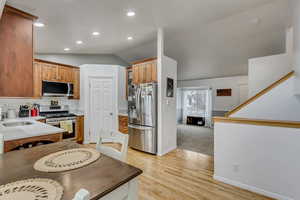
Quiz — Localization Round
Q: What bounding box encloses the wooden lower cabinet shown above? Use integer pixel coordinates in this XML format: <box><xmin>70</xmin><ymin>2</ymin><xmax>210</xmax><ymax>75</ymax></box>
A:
<box><xmin>76</xmin><ymin>116</ymin><xmax>84</xmax><ymax>144</ymax></box>
<box><xmin>37</xmin><ymin>119</ymin><xmax>46</xmax><ymax>123</ymax></box>
<box><xmin>119</xmin><ymin>115</ymin><xmax>128</xmax><ymax>134</ymax></box>
<box><xmin>4</xmin><ymin>133</ymin><xmax>62</xmax><ymax>153</ymax></box>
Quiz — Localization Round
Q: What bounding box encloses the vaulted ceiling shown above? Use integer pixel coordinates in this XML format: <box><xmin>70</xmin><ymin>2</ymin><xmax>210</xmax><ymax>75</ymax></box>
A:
<box><xmin>7</xmin><ymin>0</ymin><xmax>290</xmax><ymax>80</ymax></box>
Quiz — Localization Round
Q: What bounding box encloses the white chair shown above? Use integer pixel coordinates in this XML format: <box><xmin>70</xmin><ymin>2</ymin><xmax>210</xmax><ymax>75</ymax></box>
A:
<box><xmin>73</xmin><ymin>189</ymin><xmax>90</xmax><ymax>200</ymax></box>
<box><xmin>0</xmin><ymin>133</ymin><xmax>4</xmax><ymax>154</ymax></box>
<box><xmin>96</xmin><ymin>130</ymin><xmax>129</xmax><ymax>162</ymax></box>
<box><xmin>72</xmin><ymin>178</ymin><xmax>138</xmax><ymax>200</ymax></box>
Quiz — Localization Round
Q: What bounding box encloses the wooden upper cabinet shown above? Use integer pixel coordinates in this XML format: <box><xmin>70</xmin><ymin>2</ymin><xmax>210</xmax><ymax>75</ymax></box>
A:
<box><xmin>41</xmin><ymin>63</ymin><xmax>58</xmax><ymax>82</ymax></box>
<box><xmin>151</xmin><ymin>61</ymin><xmax>157</xmax><ymax>82</ymax></box>
<box><xmin>0</xmin><ymin>6</ymin><xmax>37</xmax><ymax>97</ymax></box>
<box><xmin>138</xmin><ymin>64</ymin><xmax>147</xmax><ymax>83</ymax></box>
<box><xmin>73</xmin><ymin>69</ymin><xmax>80</xmax><ymax>99</ymax></box>
<box><xmin>33</xmin><ymin>62</ymin><xmax>42</xmax><ymax>98</ymax></box>
<box><xmin>33</xmin><ymin>59</ymin><xmax>80</xmax><ymax>99</ymax></box>
<box><xmin>58</xmin><ymin>66</ymin><xmax>74</xmax><ymax>83</ymax></box>
<box><xmin>132</xmin><ymin>65</ymin><xmax>140</xmax><ymax>85</ymax></box>
<box><xmin>132</xmin><ymin>58</ymin><xmax>157</xmax><ymax>85</ymax></box>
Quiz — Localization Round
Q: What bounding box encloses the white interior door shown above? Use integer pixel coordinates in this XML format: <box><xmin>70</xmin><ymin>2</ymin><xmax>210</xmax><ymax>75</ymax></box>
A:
<box><xmin>89</xmin><ymin>77</ymin><xmax>115</xmax><ymax>143</ymax></box>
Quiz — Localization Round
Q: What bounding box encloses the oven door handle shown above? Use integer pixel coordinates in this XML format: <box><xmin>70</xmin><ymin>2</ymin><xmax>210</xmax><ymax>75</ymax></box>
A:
<box><xmin>46</xmin><ymin>120</ymin><xmax>76</xmax><ymax>126</ymax></box>
<box><xmin>46</xmin><ymin>122</ymin><xmax>60</xmax><ymax>126</ymax></box>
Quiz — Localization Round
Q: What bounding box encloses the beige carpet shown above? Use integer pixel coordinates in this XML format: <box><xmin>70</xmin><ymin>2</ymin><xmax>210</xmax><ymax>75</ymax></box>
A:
<box><xmin>177</xmin><ymin>124</ymin><xmax>214</xmax><ymax>156</ymax></box>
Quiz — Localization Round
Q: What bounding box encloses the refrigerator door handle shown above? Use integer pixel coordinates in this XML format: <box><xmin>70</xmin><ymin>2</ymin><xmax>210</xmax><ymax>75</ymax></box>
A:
<box><xmin>136</xmin><ymin>87</ymin><xmax>141</xmax><ymax>121</ymax></box>
<box><xmin>128</xmin><ymin>124</ymin><xmax>153</xmax><ymax>130</ymax></box>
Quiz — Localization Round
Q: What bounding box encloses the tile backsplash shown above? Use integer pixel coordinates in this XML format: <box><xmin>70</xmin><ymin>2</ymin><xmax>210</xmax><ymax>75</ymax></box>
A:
<box><xmin>0</xmin><ymin>97</ymin><xmax>80</xmax><ymax>111</ymax></box>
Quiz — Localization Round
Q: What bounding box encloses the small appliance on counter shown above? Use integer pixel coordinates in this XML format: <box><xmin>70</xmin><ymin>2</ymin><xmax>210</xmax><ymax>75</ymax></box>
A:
<box><xmin>19</xmin><ymin>105</ymin><xmax>30</xmax><ymax>118</ymax></box>
<box><xmin>30</xmin><ymin>104</ymin><xmax>40</xmax><ymax>117</ymax></box>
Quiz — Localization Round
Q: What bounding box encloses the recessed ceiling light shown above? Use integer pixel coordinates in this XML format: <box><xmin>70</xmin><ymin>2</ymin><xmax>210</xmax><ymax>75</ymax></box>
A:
<box><xmin>127</xmin><ymin>36</ymin><xmax>133</xmax><ymax>40</ymax></box>
<box><xmin>64</xmin><ymin>48</ymin><xmax>70</xmax><ymax>51</ymax></box>
<box><xmin>34</xmin><ymin>22</ymin><xmax>45</xmax><ymax>27</ymax></box>
<box><xmin>92</xmin><ymin>32</ymin><xmax>100</xmax><ymax>36</ymax></box>
<box><xmin>127</xmin><ymin>11</ymin><xmax>136</xmax><ymax>17</ymax></box>
<box><xmin>76</xmin><ymin>40</ymin><xmax>83</xmax><ymax>44</ymax></box>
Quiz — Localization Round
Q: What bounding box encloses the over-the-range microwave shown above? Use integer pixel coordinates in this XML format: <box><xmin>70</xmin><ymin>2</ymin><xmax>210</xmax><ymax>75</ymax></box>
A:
<box><xmin>42</xmin><ymin>81</ymin><xmax>74</xmax><ymax>97</ymax></box>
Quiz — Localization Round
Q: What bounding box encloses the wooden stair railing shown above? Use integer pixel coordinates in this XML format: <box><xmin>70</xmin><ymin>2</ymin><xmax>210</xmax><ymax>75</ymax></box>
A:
<box><xmin>225</xmin><ymin>71</ymin><xmax>295</xmax><ymax>117</ymax></box>
<box><xmin>214</xmin><ymin>117</ymin><xmax>300</xmax><ymax>129</ymax></box>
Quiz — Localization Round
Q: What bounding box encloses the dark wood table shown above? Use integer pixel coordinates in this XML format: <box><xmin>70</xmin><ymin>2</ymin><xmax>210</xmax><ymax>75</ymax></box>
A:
<box><xmin>0</xmin><ymin>141</ymin><xmax>142</xmax><ymax>200</ymax></box>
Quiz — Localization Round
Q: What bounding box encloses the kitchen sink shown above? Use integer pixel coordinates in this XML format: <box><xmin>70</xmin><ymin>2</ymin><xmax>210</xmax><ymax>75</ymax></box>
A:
<box><xmin>2</xmin><ymin>121</ymin><xmax>33</xmax><ymax>127</ymax></box>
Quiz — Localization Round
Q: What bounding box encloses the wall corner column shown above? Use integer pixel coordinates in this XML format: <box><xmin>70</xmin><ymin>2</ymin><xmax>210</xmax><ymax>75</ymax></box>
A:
<box><xmin>0</xmin><ymin>0</ymin><xmax>6</xmax><ymax>19</ymax></box>
<box><xmin>157</xmin><ymin>28</ymin><xmax>164</xmax><ymax>156</ymax></box>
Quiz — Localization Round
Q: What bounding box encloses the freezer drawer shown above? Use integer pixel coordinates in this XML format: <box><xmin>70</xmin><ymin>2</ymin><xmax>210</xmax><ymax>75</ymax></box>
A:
<box><xmin>128</xmin><ymin>124</ymin><xmax>157</xmax><ymax>154</ymax></box>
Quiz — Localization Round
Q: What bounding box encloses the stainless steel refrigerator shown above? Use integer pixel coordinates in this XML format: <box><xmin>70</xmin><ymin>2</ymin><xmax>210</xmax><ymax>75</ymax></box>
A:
<box><xmin>128</xmin><ymin>83</ymin><xmax>157</xmax><ymax>154</ymax></box>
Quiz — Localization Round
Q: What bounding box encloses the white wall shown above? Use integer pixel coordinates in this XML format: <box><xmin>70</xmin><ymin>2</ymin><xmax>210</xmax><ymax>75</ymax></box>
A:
<box><xmin>291</xmin><ymin>0</ymin><xmax>300</xmax><ymax>95</ymax></box>
<box><xmin>232</xmin><ymin>76</ymin><xmax>300</xmax><ymax>121</ymax></box>
<box><xmin>116</xmin><ymin>39</ymin><xmax>157</xmax><ymax>63</ymax></box>
<box><xmin>118</xmin><ymin>67</ymin><xmax>128</xmax><ymax>111</ymax></box>
<box><xmin>157</xmin><ymin>56</ymin><xmax>177</xmax><ymax>156</ymax></box>
<box><xmin>157</xmin><ymin>28</ymin><xmax>178</xmax><ymax>156</ymax></box>
<box><xmin>178</xmin><ymin>76</ymin><xmax>248</xmax><ymax>112</ymax></box>
<box><xmin>286</xmin><ymin>27</ymin><xmax>294</xmax><ymax>56</ymax></box>
<box><xmin>176</xmin><ymin>89</ymin><xmax>183</xmax><ymax>123</ymax></box>
<box><xmin>0</xmin><ymin>0</ymin><xmax>5</xmax><ymax>19</ymax></box>
<box><xmin>248</xmin><ymin>53</ymin><xmax>292</xmax><ymax>97</ymax></box>
<box><xmin>214</xmin><ymin>122</ymin><xmax>300</xmax><ymax>200</ymax></box>
<box><xmin>80</xmin><ymin>64</ymin><xmax>119</xmax><ymax>143</ymax></box>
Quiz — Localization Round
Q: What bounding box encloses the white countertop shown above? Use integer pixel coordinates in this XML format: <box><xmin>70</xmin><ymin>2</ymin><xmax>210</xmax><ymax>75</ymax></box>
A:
<box><xmin>18</xmin><ymin>116</ymin><xmax>46</xmax><ymax>121</ymax></box>
<box><xmin>0</xmin><ymin>118</ymin><xmax>65</xmax><ymax>141</ymax></box>
<box><xmin>70</xmin><ymin>110</ymin><xmax>84</xmax><ymax>116</ymax></box>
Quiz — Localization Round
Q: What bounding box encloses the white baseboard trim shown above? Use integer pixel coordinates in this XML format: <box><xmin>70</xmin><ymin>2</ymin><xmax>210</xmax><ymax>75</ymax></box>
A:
<box><xmin>213</xmin><ymin>175</ymin><xmax>294</xmax><ymax>200</ymax></box>
<box><xmin>158</xmin><ymin>145</ymin><xmax>177</xmax><ymax>156</ymax></box>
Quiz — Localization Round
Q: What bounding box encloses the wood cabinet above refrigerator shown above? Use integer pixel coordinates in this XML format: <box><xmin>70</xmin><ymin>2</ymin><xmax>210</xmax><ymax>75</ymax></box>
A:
<box><xmin>131</xmin><ymin>58</ymin><xmax>157</xmax><ymax>85</ymax></box>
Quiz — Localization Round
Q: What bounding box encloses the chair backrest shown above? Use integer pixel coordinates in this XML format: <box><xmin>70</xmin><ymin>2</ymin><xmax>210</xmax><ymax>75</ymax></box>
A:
<box><xmin>0</xmin><ymin>133</ymin><xmax>4</xmax><ymax>154</ymax></box>
<box><xmin>96</xmin><ymin>130</ymin><xmax>129</xmax><ymax>162</ymax></box>
<box><xmin>73</xmin><ymin>189</ymin><xmax>90</xmax><ymax>200</ymax></box>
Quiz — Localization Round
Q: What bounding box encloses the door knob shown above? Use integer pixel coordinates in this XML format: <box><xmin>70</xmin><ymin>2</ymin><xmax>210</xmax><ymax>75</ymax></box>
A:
<box><xmin>110</xmin><ymin>113</ymin><xmax>113</xmax><ymax>116</ymax></box>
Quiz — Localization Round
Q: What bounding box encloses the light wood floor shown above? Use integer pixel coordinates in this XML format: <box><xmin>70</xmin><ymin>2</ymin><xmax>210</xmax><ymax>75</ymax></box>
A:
<box><xmin>87</xmin><ymin>144</ymin><xmax>273</xmax><ymax>200</ymax></box>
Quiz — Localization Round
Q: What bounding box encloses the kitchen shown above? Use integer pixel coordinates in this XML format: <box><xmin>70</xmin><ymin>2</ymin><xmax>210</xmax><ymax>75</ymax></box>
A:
<box><xmin>0</xmin><ymin>3</ymin><xmax>144</xmax><ymax>200</ymax></box>
<box><xmin>0</xmin><ymin>1</ymin><xmax>177</xmax><ymax>200</ymax></box>
<box><xmin>0</xmin><ymin>0</ymin><xmax>295</xmax><ymax>200</ymax></box>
